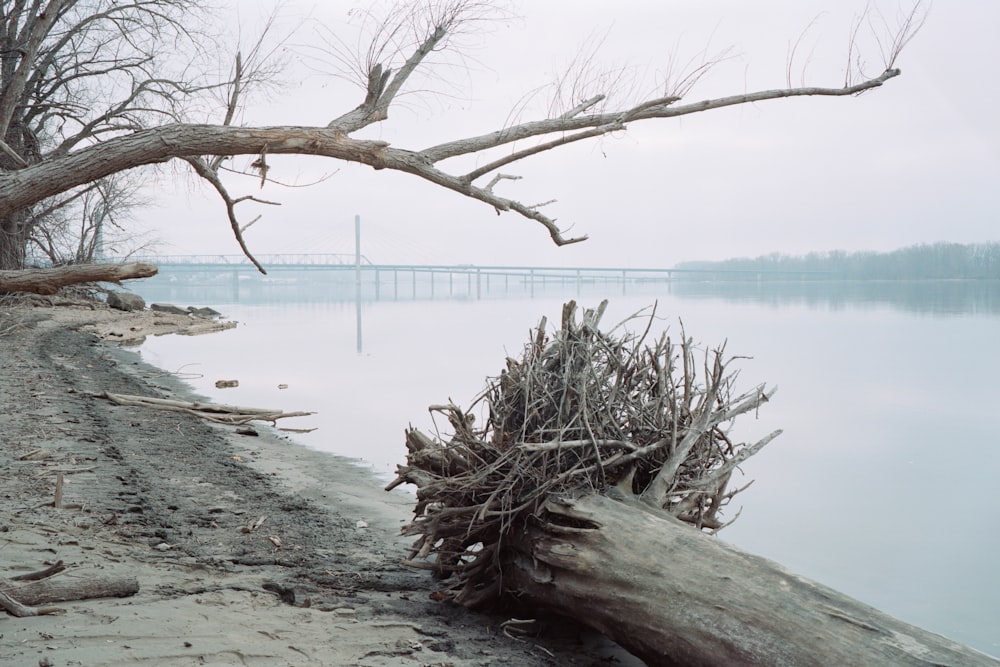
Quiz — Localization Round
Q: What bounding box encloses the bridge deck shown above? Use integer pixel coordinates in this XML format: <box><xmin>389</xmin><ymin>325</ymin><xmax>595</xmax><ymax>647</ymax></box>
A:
<box><xmin>125</xmin><ymin>255</ymin><xmax>827</xmax><ymax>278</ymax></box>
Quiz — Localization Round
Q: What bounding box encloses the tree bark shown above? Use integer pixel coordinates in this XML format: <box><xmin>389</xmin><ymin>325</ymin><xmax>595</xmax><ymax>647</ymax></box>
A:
<box><xmin>0</xmin><ymin>262</ymin><xmax>157</xmax><ymax>295</ymax></box>
<box><xmin>502</xmin><ymin>493</ymin><xmax>998</xmax><ymax>666</ymax></box>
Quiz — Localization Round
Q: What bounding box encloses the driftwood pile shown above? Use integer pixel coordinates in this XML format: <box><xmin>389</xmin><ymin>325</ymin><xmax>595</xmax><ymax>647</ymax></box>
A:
<box><xmin>388</xmin><ymin>300</ymin><xmax>779</xmax><ymax>607</ymax></box>
<box><xmin>388</xmin><ymin>302</ymin><xmax>1000</xmax><ymax>665</ymax></box>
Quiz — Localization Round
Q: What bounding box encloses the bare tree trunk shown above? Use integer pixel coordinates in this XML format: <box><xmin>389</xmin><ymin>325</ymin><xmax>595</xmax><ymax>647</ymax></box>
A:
<box><xmin>502</xmin><ymin>493</ymin><xmax>998</xmax><ymax>666</ymax></box>
<box><xmin>0</xmin><ymin>262</ymin><xmax>157</xmax><ymax>295</ymax></box>
<box><xmin>0</xmin><ymin>213</ymin><xmax>30</xmax><ymax>270</ymax></box>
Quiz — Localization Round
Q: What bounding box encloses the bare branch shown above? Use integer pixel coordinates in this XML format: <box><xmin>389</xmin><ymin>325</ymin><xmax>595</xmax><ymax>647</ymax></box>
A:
<box><xmin>884</xmin><ymin>1</ymin><xmax>929</xmax><ymax>68</ymax></box>
<box><xmin>786</xmin><ymin>14</ymin><xmax>825</xmax><ymax>89</ymax></box>
<box><xmin>546</xmin><ymin>28</ymin><xmax>634</xmax><ymax>120</ymax></box>
<box><xmin>0</xmin><ymin>65</ymin><xmax>902</xmax><ymax>250</ymax></box>
<box><xmin>326</xmin><ymin>1</ymin><xmax>511</xmax><ymax>132</ymax></box>
<box><xmin>183</xmin><ymin>156</ymin><xmax>276</xmax><ymax>274</ymax></box>
<box><xmin>0</xmin><ymin>138</ymin><xmax>29</xmax><ymax>168</ymax></box>
<box><xmin>658</xmin><ymin>32</ymin><xmax>738</xmax><ymax>100</ymax></box>
<box><xmin>222</xmin><ymin>52</ymin><xmax>242</xmax><ymax>129</ymax></box>
<box><xmin>463</xmin><ymin>124</ymin><xmax>621</xmax><ymax>184</ymax></box>
<box><xmin>559</xmin><ymin>94</ymin><xmax>605</xmax><ymax>120</ymax></box>
<box><xmin>0</xmin><ymin>2</ymin><xmax>923</xmax><ymax>265</ymax></box>
<box><xmin>239</xmin><ymin>214</ymin><xmax>261</xmax><ymax>234</ymax></box>
<box><xmin>484</xmin><ymin>173</ymin><xmax>519</xmax><ymax>191</ymax></box>
<box><xmin>845</xmin><ymin>1</ymin><xmax>928</xmax><ymax>85</ymax></box>
<box><xmin>422</xmin><ymin>68</ymin><xmax>900</xmax><ymax>168</ymax></box>
<box><xmin>0</xmin><ymin>0</ymin><xmax>66</xmax><ymax>139</ymax></box>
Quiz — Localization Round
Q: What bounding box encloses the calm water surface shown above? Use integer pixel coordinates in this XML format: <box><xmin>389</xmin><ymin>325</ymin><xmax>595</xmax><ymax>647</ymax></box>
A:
<box><xmin>133</xmin><ymin>274</ymin><xmax>1000</xmax><ymax>656</ymax></box>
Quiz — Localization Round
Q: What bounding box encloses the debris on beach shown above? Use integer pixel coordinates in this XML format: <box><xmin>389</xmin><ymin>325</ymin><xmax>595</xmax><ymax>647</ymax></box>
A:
<box><xmin>95</xmin><ymin>392</ymin><xmax>313</xmax><ymax>426</ymax></box>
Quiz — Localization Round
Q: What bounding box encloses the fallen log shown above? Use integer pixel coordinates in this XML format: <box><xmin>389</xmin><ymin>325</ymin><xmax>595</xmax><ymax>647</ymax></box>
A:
<box><xmin>0</xmin><ymin>262</ymin><xmax>157</xmax><ymax>295</ymax></box>
<box><xmin>0</xmin><ymin>574</ymin><xmax>139</xmax><ymax>617</ymax></box>
<box><xmin>505</xmin><ymin>492</ymin><xmax>998</xmax><ymax>666</ymax></box>
<box><xmin>391</xmin><ymin>301</ymin><xmax>999</xmax><ymax>665</ymax></box>
<box><xmin>96</xmin><ymin>391</ymin><xmax>314</xmax><ymax>425</ymax></box>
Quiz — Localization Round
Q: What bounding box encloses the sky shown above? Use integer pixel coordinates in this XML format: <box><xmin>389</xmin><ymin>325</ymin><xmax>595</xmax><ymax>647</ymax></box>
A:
<box><xmin>143</xmin><ymin>1</ymin><xmax>999</xmax><ymax>268</ymax></box>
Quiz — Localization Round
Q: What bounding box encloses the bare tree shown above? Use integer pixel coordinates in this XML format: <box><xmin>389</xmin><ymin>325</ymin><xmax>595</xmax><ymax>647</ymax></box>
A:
<box><xmin>28</xmin><ymin>172</ymin><xmax>151</xmax><ymax>265</ymax></box>
<box><xmin>0</xmin><ymin>0</ymin><xmax>925</xmax><ymax>273</ymax></box>
<box><xmin>0</xmin><ymin>0</ymin><xmax>222</xmax><ymax>269</ymax></box>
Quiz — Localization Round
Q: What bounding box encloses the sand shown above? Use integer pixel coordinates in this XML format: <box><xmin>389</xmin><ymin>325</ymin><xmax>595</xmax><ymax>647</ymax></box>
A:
<box><xmin>0</xmin><ymin>296</ymin><xmax>639</xmax><ymax>666</ymax></box>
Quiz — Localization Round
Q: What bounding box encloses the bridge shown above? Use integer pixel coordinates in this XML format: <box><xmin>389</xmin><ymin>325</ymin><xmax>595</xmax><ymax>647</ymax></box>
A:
<box><xmin>129</xmin><ymin>253</ymin><xmax>827</xmax><ymax>281</ymax></box>
<box><xmin>125</xmin><ymin>253</ymin><xmax>832</xmax><ymax>303</ymax></box>
<box><xmin>133</xmin><ymin>253</ymin><xmax>678</xmax><ymax>282</ymax></box>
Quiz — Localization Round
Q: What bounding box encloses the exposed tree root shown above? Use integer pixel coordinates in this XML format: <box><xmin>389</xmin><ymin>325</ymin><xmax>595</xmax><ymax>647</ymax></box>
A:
<box><xmin>389</xmin><ymin>300</ymin><xmax>778</xmax><ymax>607</ymax></box>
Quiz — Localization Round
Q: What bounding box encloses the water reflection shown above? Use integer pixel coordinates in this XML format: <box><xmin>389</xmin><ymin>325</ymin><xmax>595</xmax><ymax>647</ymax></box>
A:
<box><xmin>135</xmin><ymin>265</ymin><xmax>648</xmax><ymax>303</ymax></box>
<box><xmin>670</xmin><ymin>279</ymin><xmax>1000</xmax><ymax>316</ymax></box>
<box><xmin>137</xmin><ymin>267</ymin><xmax>1000</xmax><ymax>318</ymax></box>
<box><xmin>138</xmin><ymin>266</ymin><xmax>673</xmax><ymax>352</ymax></box>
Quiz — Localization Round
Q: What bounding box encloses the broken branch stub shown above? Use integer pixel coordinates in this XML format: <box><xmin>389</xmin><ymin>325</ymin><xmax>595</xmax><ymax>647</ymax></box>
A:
<box><xmin>389</xmin><ymin>300</ymin><xmax>778</xmax><ymax>607</ymax></box>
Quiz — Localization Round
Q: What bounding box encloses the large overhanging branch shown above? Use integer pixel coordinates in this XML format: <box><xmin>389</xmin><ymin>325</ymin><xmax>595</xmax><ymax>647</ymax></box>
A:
<box><xmin>0</xmin><ymin>69</ymin><xmax>902</xmax><ymax>248</ymax></box>
<box><xmin>420</xmin><ymin>68</ymin><xmax>900</xmax><ymax>164</ymax></box>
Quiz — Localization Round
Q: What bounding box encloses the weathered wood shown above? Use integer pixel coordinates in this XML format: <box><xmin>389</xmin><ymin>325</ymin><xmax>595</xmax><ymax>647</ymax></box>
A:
<box><xmin>0</xmin><ymin>262</ymin><xmax>157</xmax><ymax>295</ymax></box>
<box><xmin>9</xmin><ymin>560</ymin><xmax>67</xmax><ymax>582</ymax></box>
<box><xmin>0</xmin><ymin>68</ymin><xmax>906</xmax><ymax>252</ymax></box>
<box><xmin>53</xmin><ymin>471</ymin><xmax>64</xmax><ymax>509</ymax></box>
<box><xmin>396</xmin><ymin>303</ymin><xmax>998</xmax><ymax>664</ymax></box>
<box><xmin>96</xmin><ymin>392</ymin><xmax>314</xmax><ymax>425</ymax></box>
<box><xmin>501</xmin><ymin>493</ymin><xmax>999</xmax><ymax>667</ymax></box>
<box><xmin>0</xmin><ymin>574</ymin><xmax>139</xmax><ymax>608</ymax></box>
<box><xmin>395</xmin><ymin>302</ymin><xmax>779</xmax><ymax>591</ymax></box>
<box><xmin>0</xmin><ymin>589</ymin><xmax>62</xmax><ymax>617</ymax></box>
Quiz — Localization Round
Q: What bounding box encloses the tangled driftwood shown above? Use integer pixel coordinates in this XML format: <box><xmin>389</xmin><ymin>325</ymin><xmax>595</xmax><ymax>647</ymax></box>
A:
<box><xmin>388</xmin><ymin>302</ymin><xmax>1000</xmax><ymax>665</ymax></box>
<box><xmin>388</xmin><ymin>300</ymin><xmax>779</xmax><ymax>606</ymax></box>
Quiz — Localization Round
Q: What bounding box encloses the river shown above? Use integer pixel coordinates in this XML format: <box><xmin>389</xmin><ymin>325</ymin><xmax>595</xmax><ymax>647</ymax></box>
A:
<box><xmin>130</xmin><ymin>269</ymin><xmax>1000</xmax><ymax>657</ymax></box>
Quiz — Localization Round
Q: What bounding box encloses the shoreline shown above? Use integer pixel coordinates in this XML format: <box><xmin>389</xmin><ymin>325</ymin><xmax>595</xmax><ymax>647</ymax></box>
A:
<box><xmin>0</xmin><ymin>300</ymin><xmax>639</xmax><ymax>666</ymax></box>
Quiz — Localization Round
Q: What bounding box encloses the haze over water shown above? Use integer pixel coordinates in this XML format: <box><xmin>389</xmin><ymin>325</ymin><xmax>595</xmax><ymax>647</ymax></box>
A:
<box><xmin>132</xmin><ymin>269</ymin><xmax>1000</xmax><ymax>657</ymax></box>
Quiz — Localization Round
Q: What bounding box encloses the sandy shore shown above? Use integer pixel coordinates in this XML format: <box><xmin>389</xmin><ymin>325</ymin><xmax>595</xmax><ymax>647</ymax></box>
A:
<box><xmin>0</xmin><ymin>298</ymin><xmax>639</xmax><ymax>666</ymax></box>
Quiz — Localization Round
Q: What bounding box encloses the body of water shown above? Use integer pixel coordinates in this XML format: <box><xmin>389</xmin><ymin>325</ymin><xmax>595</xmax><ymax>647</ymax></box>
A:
<box><xmin>131</xmin><ymin>270</ymin><xmax>1000</xmax><ymax>657</ymax></box>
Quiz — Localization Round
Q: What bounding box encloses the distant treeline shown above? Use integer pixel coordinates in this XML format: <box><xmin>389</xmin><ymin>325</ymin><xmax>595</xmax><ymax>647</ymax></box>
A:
<box><xmin>674</xmin><ymin>242</ymin><xmax>1000</xmax><ymax>280</ymax></box>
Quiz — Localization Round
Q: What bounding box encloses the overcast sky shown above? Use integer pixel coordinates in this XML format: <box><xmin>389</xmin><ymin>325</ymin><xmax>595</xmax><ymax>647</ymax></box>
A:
<box><xmin>146</xmin><ymin>1</ymin><xmax>999</xmax><ymax>268</ymax></box>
